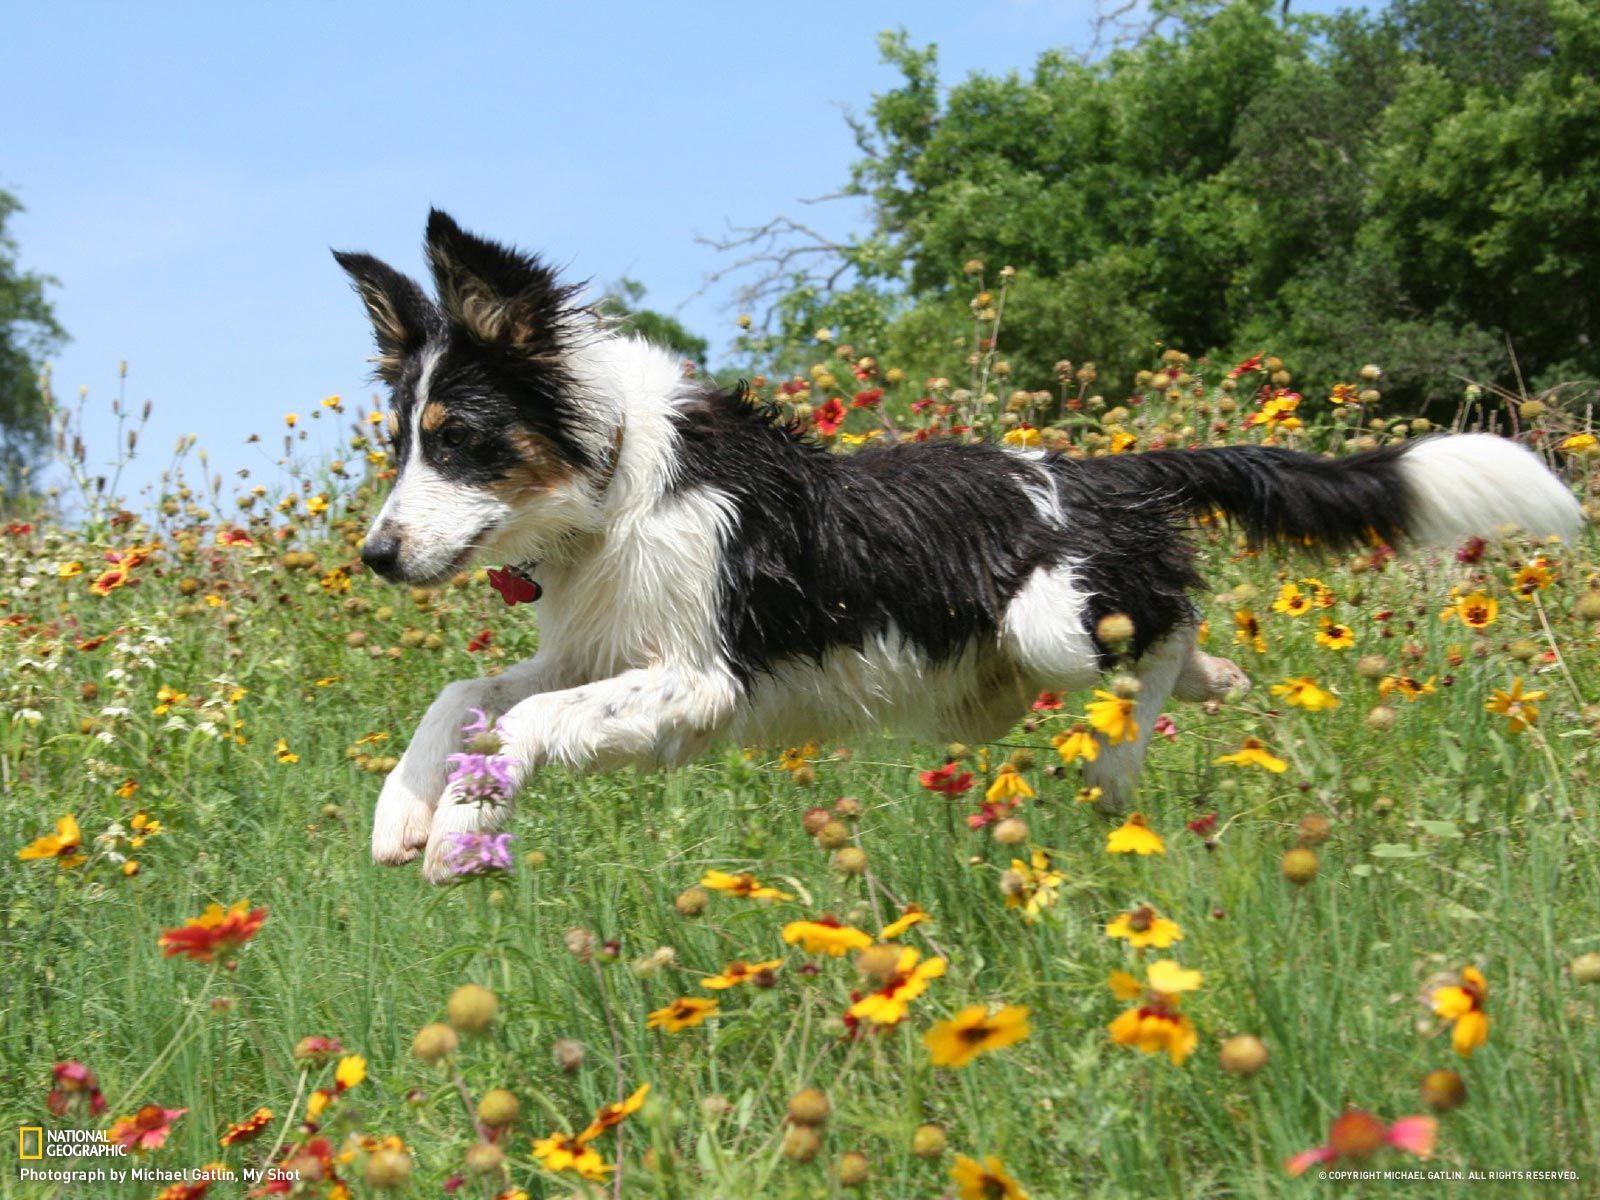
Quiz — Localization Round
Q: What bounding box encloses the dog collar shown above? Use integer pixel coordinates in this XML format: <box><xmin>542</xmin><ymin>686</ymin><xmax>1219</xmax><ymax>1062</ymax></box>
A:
<box><xmin>487</xmin><ymin>563</ymin><xmax>541</xmax><ymax>605</ymax></box>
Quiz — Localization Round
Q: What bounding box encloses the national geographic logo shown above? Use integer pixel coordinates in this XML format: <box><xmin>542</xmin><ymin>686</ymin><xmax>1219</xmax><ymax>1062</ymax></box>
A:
<box><xmin>15</xmin><ymin>1126</ymin><xmax>128</xmax><ymax>1159</ymax></box>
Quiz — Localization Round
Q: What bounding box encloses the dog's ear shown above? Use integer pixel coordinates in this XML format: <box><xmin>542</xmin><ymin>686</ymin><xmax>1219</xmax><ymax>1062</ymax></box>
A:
<box><xmin>333</xmin><ymin>251</ymin><xmax>438</xmax><ymax>383</ymax></box>
<box><xmin>424</xmin><ymin>209</ymin><xmax>581</xmax><ymax>357</ymax></box>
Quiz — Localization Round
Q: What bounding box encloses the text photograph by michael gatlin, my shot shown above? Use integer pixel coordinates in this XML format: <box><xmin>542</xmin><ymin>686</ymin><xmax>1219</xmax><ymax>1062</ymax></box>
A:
<box><xmin>4</xmin><ymin>1</ymin><xmax>1600</xmax><ymax>1197</ymax></box>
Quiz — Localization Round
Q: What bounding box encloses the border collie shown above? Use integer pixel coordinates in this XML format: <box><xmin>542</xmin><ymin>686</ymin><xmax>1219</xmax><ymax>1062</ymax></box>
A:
<box><xmin>336</xmin><ymin>211</ymin><xmax>1583</xmax><ymax>883</ymax></box>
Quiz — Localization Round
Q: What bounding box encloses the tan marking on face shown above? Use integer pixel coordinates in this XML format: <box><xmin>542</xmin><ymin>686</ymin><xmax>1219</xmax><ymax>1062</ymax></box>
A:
<box><xmin>420</xmin><ymin>401</ymin><xmax>449</xmax><ymax>434</ymax></box>
<box><xmin>488</xmin><ymin>429</ymin><xmax>578</xmax><ymax>501</ymax></box>
<box><xmin>385</xmin><ymin>411</ymin><xmax>400</xmax><ymax>441</ymax></box>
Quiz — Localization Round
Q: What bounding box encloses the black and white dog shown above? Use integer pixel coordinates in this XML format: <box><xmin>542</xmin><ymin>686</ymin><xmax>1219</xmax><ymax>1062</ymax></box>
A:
<box><xmin>337</xmin><ymin>211</ymin><xmax>1582</xmax><ymax>883</ymax></box>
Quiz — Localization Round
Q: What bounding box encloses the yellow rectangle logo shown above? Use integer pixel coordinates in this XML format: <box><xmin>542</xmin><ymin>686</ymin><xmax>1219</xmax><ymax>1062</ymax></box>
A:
<box><xmin>19</xmin><ymin>1127</ymin><xmax>43</xmax><ymax>1159</ymax></box>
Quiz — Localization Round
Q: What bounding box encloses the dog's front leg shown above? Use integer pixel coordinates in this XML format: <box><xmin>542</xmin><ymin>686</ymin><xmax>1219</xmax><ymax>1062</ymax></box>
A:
<box><xmin>420</xmin><ymin>664</ymin><xmax>740</xmax><ymax>883</ymax></box>
<box><xmin>372</xmin><ymin>655</ymin><xmax>562</xmax><ymax>864</ymax></box>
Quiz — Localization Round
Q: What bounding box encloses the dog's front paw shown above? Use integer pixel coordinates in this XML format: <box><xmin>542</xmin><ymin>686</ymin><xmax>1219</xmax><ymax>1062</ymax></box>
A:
<box><xmin>420</xmin><ymin>783</ymin><xmax>513</xmax><ymax>885</ymax></box>
<box><xmin>371</xmin><ymin>756</ymin><xmax>439</xmax><ymax>865</ymax></box>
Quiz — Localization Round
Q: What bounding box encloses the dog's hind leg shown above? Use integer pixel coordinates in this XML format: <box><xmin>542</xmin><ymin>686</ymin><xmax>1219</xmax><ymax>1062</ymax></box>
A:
<box><xmin>372</xmin><ymin>655</ymin><xmax>559</xmax><ymax>865</ymax></box>
<box><xmin>1080</xmin><ymin>628</ymin><xmax>1192</xmax><ymax>814</ymax></box>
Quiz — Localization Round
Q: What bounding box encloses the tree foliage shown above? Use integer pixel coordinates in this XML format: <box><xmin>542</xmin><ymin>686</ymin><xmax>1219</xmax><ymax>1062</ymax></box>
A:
<box><xmin>0</xmin><ymin>188</ymin><xmax>66</xmax><ymax>482</ymax></box>
<box><xmin>740</xmin><ymin>0</ymin><xmax>1600</xmax><ymax>406</ymax></box>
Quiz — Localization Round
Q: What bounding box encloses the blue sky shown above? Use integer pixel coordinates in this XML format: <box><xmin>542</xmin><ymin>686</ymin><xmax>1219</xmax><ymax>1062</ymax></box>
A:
<box><xmin>5</xmin><ymin>1</ymin><xmax>1344</xmax><ymax>499</ymax></box>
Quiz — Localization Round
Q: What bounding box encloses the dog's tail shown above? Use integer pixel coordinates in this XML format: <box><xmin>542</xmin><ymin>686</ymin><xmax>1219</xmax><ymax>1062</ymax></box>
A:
<box><xmin>1075</xmin><ymin>434</ymin><xmax>1583</xmax><ymax>551</ymax></box>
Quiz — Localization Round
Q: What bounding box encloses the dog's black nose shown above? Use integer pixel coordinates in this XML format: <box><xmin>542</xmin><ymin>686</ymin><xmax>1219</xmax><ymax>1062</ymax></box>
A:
<box><xmin>361</xmin><ymin>531</ymin><xmax>403</xmax><ymax>579</ymax></box>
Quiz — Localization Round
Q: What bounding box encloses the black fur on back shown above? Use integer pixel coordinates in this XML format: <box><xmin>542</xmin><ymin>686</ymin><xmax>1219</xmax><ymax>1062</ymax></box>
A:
<box><xmin>671</xmin><ymin>389</ymin><xmax>1419</xmax><ymax>679</ymax></box>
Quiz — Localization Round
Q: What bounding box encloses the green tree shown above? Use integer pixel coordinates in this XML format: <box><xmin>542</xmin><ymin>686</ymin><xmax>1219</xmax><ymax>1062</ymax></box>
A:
<box><xmin>1</xmin><ymin>188</ymin><xmax>66</xmax><ymax>486</ymax></box>
<box><xmin>738</xmin><ymin>0</ymin><xmax>1600</xmax><ymax>408</ymax></box>
<box><xmin>598</xmin><ymin>278</ymin><xmax>709</xmax><ymax>366</ymax></box>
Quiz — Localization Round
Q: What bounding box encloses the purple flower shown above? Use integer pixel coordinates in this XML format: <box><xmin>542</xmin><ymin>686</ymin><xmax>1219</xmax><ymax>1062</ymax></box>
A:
<box><xmin>444</xmin><ymin>831</ymin><xmax>515</xmax><ymax>877</ymax></box>
<box><xmin>445</xmin><ymin>751</ymin><xmax>517</xmax><ymax>804</ymax></box>
<box><xmin>460</xmin><ymin>708</ymin><xmax>493</xmax><ymax>738</ymax></box>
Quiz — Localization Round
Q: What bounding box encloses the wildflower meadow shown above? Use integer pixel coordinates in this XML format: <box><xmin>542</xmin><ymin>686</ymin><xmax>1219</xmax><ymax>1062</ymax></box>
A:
<box><xmin>5</xmin><ymin>284</ymin><xmax>1600</xmax><ymax>1199</ymax></box>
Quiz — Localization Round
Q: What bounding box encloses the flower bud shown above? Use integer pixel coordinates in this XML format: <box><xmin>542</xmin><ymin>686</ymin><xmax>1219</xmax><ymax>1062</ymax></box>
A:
<box><xmin>787</xmin><ymin>1088</ymin><xmax>830</xmax><ymax>1126</ymax></box>
<box><xmin>675</xmin><ymin>886</ymin><xmax>709</xmax><ymax>917</ymax></box>
<box><xmin>1296</xmin><ymin>813</ymin><xmax>1332</xmax><ymax>847</ymax></box>
<box><xmin>1281</xmin><ymin>848</ymin><xmax>1319</xmax><ymax>885</ymax></box>
<box><xmin>836</xmin><ymin>1151</ymin><xmax>871</xmax><ymax>1186</ymax></box>
<box><xmin>832</xmin><ymin>846</ymin><xmax>868</xmax><ymax>875</ymax></box>
<box><xmin>446</xmin><ymin>983</ymin><xmax>498</xmax><ymax>1033</ymax></box>
<box><xmin>364</xmin><ymin>1148</ymin><xmax>413</xmax><ymax>1189</ymax></box>
<box><xmin>411</xmin><ymin>1022</ymin><xmax>459</xmax><ymax>1063</ymax></box>
<box><xmin>782</xmin><ymin>1125</ymin><xmax>822</xmax><ymax>1162</ymax></box>
<box><xmin>1571</xmin><ymin>951</ymin><xmax>1600</xmax><ymax>985</ymax></box>
<box><xmin>476</xmin><ymin>1088</ymin><xmax>519</xmax><ymax>1127</ymax></box>
<box><xmin>912</xmin><ymin>1123</ymin><xmax>947</xmax><ymax>1159</ymax></box>
<box><xmin>992</xmin><ymin>817</ymin><xmax>1029</xmax><ymax>845</ymax></box>
<box><xmin>816</xmin><ymin>820</ymin><xmax>850</xmax><ymax>850</ymax></box>
<box><xmin>1420</xmin><ymin>1068</ymin><xmax>1467</xmax><ymax>1112</ymax></box>
<box><xmin>464</xmin><ymin>1142</ymin><xmax>505</xmax><ymax>1174</ymax></box>
<box><xmin>1218</xmin><ymin>1034</ymin><xmax>1269</xmax><ymax>1077</ymax></box>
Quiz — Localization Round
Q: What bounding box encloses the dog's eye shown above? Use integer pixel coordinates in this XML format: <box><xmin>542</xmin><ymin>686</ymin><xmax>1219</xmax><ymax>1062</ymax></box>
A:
<box><xmin>438</xmin><ymin>422</ymin><xmax>471</xmax><ymax>450</ymax></box>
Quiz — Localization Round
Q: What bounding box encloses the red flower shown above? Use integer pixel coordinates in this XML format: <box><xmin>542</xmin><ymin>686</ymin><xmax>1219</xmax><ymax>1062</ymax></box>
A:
<box><xmin>1455</xmin><ymin>536</ymin><xmax>1487</xmax><ymax>564</ymax></box>
<box><xmin>966</xmin><ymin>799</ymin><xmax>1018</xmax><ymax>830</ymax></box>
<box><xmin>487</xmin><ymin>566</ymin><xmax>540</xmax><ymax>605</ymax></box>
<box><xmin>918</xmin><ymin>761</ymin><xmax>974</xmax><ymax>796</ymax></box>
<box><xmin>1031</xmin><ymin>691</ymin><xmax>1063</xmax><ymax>712</ymax></box>
<box><xmin>812</xmin><ymin>397</ymin><xmax>846</xmax><ymax>436</ymax></box>
<box><xmin>1227</xmin><ymin>353</ymin><xmax>1265</xmax><ymax>379</ymax></box>
<box><xmin>5</xmin><ymin>521</ymin><xmax>33</xmax><ymax>536</ymax></box>
<box><xmin>851</xmin><ymin>387</ymin><xmax>884</xmax><ymax>409</ymax></box>
<box><xmin>1286</xmin><ymin>1108</ymin><xmax>1436</xmax><ymax>1177</ymax></box>
<box><xmin>158</xmin><ymin>901</ymin><xmax>267</xmax><ymax>964</ymax></box>
<box><xmin>47</xmin><ymin>1061</ymin><xmax>106</xmax><ymax>1117</ymax></box>
<box><xmin>107</xmin><ymin>1104</ymin><xmax>187</xmax><ymax>1151</ymax></box>
<box><xmin>1186</xmin><ymin>813</ymin><xmax>1219</xmax><ymax>838</ymax></box>
<box><xmin>467</xmin><ymin>628</ymin><xmax>494</xmax><ymax>653</ymax></box>
<box><xmin>221</xmin><ymin>1106</ymin><xmax>274</xmax><ymax>1146</ymax></box>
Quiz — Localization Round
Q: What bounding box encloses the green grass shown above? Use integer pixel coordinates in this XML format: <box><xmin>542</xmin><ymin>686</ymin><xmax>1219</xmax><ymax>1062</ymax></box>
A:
<box><xmin>4</xmin><ymin>471</ymin><xmax>1600</xmax><ymax>1199</ymax></box>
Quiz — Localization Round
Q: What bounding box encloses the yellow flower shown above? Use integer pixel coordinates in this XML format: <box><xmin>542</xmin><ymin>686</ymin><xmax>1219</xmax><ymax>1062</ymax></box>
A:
<box><xmin>335</xmin><ymin>1054</ymin><xmax>366</xmax><ymax>1090</ymax></box>
<box><xmin>951</xmin><ymin>1154</ymin><xmax>1030</xmax><ymax>1200</ymax></box>
<box><xmin>18</xmin><ymin>814</ymin><xmax>86</xmax><ymax>869</ymax></box>
<box><xmin>274</xmin><ymin>738</ymin><xmax>300</xmax><ymax>765</ymax></box>
<box><xmin>1106</xmin><ymin>813</ymin><xmax>1165</xmax><ymax>856</ymax></box>
<box><xmin>701</xmin><ymin>959</ymin><xmax>781</xmax><ymax>990</ymax></box>
<box><xmin>1270</xmin><ymin>676</ymin><xmax>1339</xmax><ymax>711</ymax></box>
<box><xmin>1485</xmin><ymin>678</ymin><xmax>1546</xmax><ymax>733</ymax></box>
<box><xmin>1051</xmin><ymin>725</ymin><xmax>1100</xmax><ymax>764</ymax></box>
<box><xmin>1315</xmin><ymin>618</ymin><xmax>1354</xmax><ymax>650</ymax></box>
<box><xmin>1378</xmin><ymin>674</ymin><xmax>1436</xmax><ymax>702</ymax></box>
<box><xmin>1234</xmin><ymin>608</ymin><xmax>1267</xmax><ymax>652</ymax></box>
<box><xmin>1108</xmin><ymin>429</ymin><xmax>1138</xmax><ymax>453</ymax></box>
<box><xmin>532</xmin><ymin>1133</ymin><xmax>612</xmax><ymax>1181</ymax></box>
<box><xmin>646</xmin><ymin>997</ymin><xmax>719</xmax><ymax>1031</ymax></box>
<box><xmin>1002</xmin><ymin>426</ymin><xmax>1041</xmax><ymax>448</ymax></box>
<box><xmin>1271</xmin><ymin>582</ymin><xmax>1312</xmax><ymax>616</ymax></box>
<box><xmin>880</xmin><ymin>905</ymin><xmax>931</xmax><ymax>939</ymax></box>
<box><xmin>1085</xmin><ymin>690</ymin><xmax>1138</xmax><ymax>745</ymax></box>
<box><xmin>985</xmin><ymin>763</ymin><xmax>1034</xmax><ymax>803</ymax></box>
<box><xmin>1105</xmin><ymin>905</ymin><xmax>1183</xmax><ymax>949</ymax></box>
<box><xmin>782</xmin><ymin>918</ymin><xmax>872</xmax><ymax>956</ymax></box>
<box><xmin>577</xmin><ymin>1083</ymin><xmax>650</xmax><ymax>1143</ymax></box>
<box><xmin>924</xmin><ymin>1004</ymin><xmax>1031</xmax><ymax>1067</ymax></box>
<box><xmin>777</xmin><ymin>741</ymin><xmax>819</xmax><ymax>772</ymax></box>
<box><xmin>1106</xmin><ymin>959</ymin><xmax>1203</xmax><ymax>1065</ymax></box>
<box><xmin>1512</xmin><ymin>560</ymin><xmax>1553</xmax><ymax>597</ymax></box>
<box><xmin>1444</xmin><ymin>590</ymin><xmax>1498</xmax><ymax>630</ymax></box>
<box><xmin>58</xmin><ymin>561</ymin><xmax>83</xmax><ymax>579</ymax></box>
<box><xmin>847</xmin><ymin>949</ymin><xmax>947</xmax><ymax>1025</ymax></box>
<box><xmin>1430</xmin><ymin>966</ymin><xmax>1490</xmax><ymax>1057</ymax></box>
<box><xmin>305</xmin><ymin>495</ymin><xmax>329</xmax><ymax>516</ymax></box>
<box><xmin>1003</xmin><ymin>850</ymin><xmax>1064</xmax><ymax>921</ymax></box>
<box><xmin>1559</xmin><ymin>432</ymin><xmax>1598</xmax><ymax>454</ymax></box>
<box><xmin>1213</xmin><ymin>737</ymin><xmax>1288</xmax><ymax>772</ymax></box>
<box><xmin>699</xmin><ymin>869</ymin><xmax>793</xmax><ymax>902</ymax></box>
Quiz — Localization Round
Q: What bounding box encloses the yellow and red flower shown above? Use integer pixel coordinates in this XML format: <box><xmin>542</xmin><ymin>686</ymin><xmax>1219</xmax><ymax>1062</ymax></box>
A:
<box><xmin>1107</xmin><ymin>959</ymin><xmax>1202</xmax><ymax>1065</ymax></box>
<box><xmin>157</xmin><ymin>901</ymin><xmax>268</xmax><ymax>963</ymax></box>
<box><xmin>1429</xmin><ymin>966</ymin><xmax>1490</xmax><ymax>1056</ymax></box>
